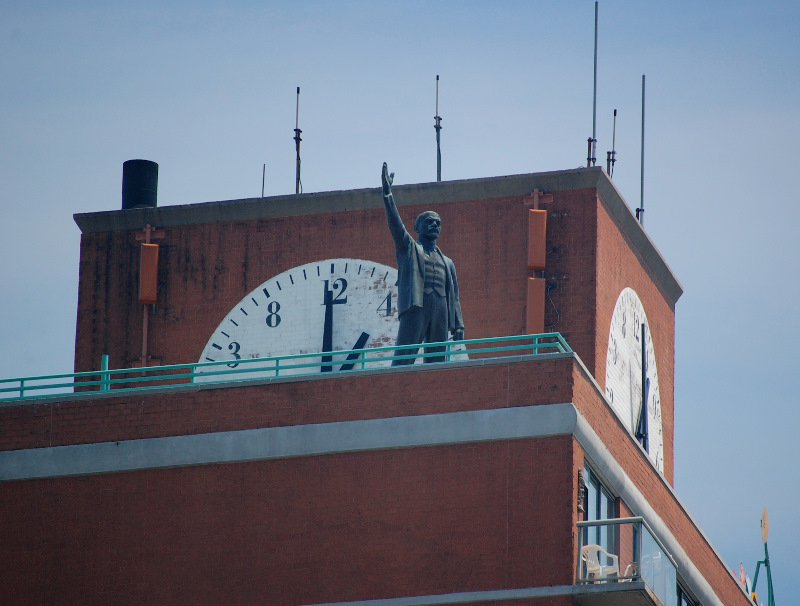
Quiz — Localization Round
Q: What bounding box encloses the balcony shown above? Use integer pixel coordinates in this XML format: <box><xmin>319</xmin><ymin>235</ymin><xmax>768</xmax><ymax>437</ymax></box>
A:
<box><xmin>575</xmin><ymin>517</ymin><xmax>678</xmax><ymax>606</ymax></box>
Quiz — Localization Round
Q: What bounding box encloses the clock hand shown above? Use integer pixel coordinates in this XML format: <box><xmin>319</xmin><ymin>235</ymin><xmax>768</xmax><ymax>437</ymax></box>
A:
<box><xmin>321</xmin><ymin>285</ymin><xmax>334</xmax><ymax>372</ymax></box>
<box><xmin>635</xmin><ymin>322</ymin><xmax>649</xmax><ymax>451</ymax></box>
<box><xmin>321</xmin><ymin>279</ymin><xmax>348</xmax><ymax>372</ymax></box>
<box><xmin>339</xmin><ymin>332</ymin><xmax>370</xmax><ymax>371</ymax></box>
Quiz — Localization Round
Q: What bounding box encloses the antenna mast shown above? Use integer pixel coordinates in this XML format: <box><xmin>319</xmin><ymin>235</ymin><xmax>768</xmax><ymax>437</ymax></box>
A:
<box><xmin>294</xmin><ymin>87</ymin><xmax>302</xmax><ymax>195</ymax></box>
<box><xmin>606</xmin><ymin>109</ymin><xmax>617</xmax><ymax>177</ymax></box>
<box><xmin>435</xmin><ymin>75</ymin><xmax>442</xmax><ymax>182</ymax></box>
<box><xmin>588</xmin><ymin>0</ymin><xmax>598</xmax><ymax>167</ymax></box>
<box><xmin>752</xmin><ymin>507</ymin><xmax>776</xmax><ymax>606</ymax></box>
<box><xmin>636</xmin><ymin>75</ymin><xmax>645</xmax><ymax>224</ymax></box>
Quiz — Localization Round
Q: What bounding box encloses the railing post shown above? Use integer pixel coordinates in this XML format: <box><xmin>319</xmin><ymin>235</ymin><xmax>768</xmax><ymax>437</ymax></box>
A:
<box><xmin>19</xmin><ymin>379</ymin><xmax>25</xmax><ymax>398</ymax></box>
<box><xmin>635</xmin><ymin>519</ymin><xmax>642</xmax><ymax>580</ymax></box>
<box><xmin>101</xmin><ymin>354</ymin><xmax>110</xmax><ymax>391</ymax></box>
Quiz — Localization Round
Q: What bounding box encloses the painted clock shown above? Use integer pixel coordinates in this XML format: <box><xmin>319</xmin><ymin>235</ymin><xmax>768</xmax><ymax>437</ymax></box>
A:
<box><xmin>195</xmin><ymin>259</ymin><xmax>401</xmax><ymax>381</ymax></box>
<box><xmin>604</xmin><ymin>287</ymin><xmax>664</xmax><ymax>472</ymax></box>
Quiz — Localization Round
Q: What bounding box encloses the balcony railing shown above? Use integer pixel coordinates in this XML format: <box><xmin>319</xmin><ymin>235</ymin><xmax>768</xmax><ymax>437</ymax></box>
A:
<box><xmin>0</xmin><ymin>332</ymin><xmax>571</xmax><ymax>403</ymax></box>
<box><xmin>577</xmin><ymin>517</ymin><xmax>677</xmax><ymax>606</ymax></box>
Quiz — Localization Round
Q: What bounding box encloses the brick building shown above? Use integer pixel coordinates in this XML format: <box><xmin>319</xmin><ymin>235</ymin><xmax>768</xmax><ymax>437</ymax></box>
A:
<box><xmin>0</xmin><ymin>166</ymin><xmax>751</xmax><ymax>605</ymax></box>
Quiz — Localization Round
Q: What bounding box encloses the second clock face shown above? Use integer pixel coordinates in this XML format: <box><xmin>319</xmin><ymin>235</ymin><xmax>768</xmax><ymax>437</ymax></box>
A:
<box><xmin>196</xmin><ymin>259</ymin><xmax>400</xmax><ymax>380</ymax></box>
<box><xmin>604</xmin><ymin>287</ymin><xmax>664</xmax><ymax>473</ymax></box>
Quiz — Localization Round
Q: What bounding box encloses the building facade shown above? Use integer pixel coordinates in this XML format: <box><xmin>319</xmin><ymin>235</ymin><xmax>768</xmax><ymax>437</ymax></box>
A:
<box><xmin>0</xmin><ymin>167</ymin><xmax>750</xmax><ymax>605</ymax></box>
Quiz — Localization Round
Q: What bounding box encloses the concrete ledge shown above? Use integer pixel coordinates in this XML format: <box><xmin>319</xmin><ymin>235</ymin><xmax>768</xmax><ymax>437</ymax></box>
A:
<box><xmin>73</xmin><ymin>168</ymin><xmax>607</xmax><ymax>233</ymax></box>
<box><xmin>72</xmin><ymin>167</ymin><xmax>681</xmax><ymax>307</ymax></box>
<box><xmin>0</xmin><ymin>403</ymin><xmax>578</xmax><ymax>482</ymax></box>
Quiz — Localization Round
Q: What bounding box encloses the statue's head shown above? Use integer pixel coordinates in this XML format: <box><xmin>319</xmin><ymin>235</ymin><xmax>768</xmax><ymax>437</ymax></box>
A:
<box><xmin>414</xmin><ymin>211</ymin><xmax>441</xmax><ymax>240</ymax></box>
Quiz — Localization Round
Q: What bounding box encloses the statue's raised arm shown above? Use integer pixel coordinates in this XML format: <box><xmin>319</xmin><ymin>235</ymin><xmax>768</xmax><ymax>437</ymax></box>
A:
<box><xmin>382</xmin><ymin>162</ymin><xmax>394</xmax><ymax>197</ymax></box>
<box><xmin>381</xmin><ymin>162</ymin><xmax>409</xmax><ymax>249</ymax></box>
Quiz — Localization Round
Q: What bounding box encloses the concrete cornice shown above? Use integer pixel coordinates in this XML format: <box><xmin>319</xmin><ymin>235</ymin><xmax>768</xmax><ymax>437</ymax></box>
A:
<box><xmin>72</xmin><ymin>167</ymin><xmax>681</xmax><ymax>306</ymax></box>
<box><xmin>73</xmin><ymin>168</ymin><xmax>607</xmax><ymax>233</ymax></box>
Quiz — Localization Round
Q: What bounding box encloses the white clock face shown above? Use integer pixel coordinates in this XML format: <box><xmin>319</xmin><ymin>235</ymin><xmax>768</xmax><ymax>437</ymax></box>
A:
<box><xmin>196</xmin><ymin>259</ymin><xmax>400</xmax><ymax>381</ymax></box>
<box><xmin>604</xmin><ymin>287</ymin><xmax>664</xmax><ymax>472</ymax></box>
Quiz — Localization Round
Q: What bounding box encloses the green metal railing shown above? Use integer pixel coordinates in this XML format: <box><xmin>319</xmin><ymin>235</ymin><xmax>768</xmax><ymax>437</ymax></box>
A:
<box><xmin>0</xmin><ymin>332</ymin><xmax>571</xmax><ymax>403</ymax></box>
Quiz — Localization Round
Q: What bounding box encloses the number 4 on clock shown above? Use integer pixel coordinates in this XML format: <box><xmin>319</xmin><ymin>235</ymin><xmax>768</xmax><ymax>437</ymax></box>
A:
<box><xmin>377</xmin><ymin>293</ymin><xmax>393</xmax><ymax>316</ymax></box>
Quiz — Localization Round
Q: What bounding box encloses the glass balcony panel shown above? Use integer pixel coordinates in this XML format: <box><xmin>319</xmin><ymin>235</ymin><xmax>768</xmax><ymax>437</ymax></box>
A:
<box><xmin>577</xmin><ymin>517</ymin><xmax>677</xmax><ymax>606</ymax></box>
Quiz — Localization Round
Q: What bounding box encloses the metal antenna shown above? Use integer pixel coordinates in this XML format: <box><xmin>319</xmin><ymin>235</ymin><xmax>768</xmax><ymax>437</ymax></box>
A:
<box><xmin>294</xmin><ymin>87</ymin><xmax>302</xmax><ymax>195</ymax></box>
<box><xmin>606</xmin><ymin>109</ymin><xmax>617</xmax><ymax>176</ymax></box>
<box><xmin>261</xmin><ymin>163</ymin><xmax>266</xmax><ymax>198</ymax></box>
<box><xmin>636</xmin><ymin>76</ymin><xmax>645</xmax><ymax>224</ymax></box>
<box><xmin>435</xmin><ymin>75</ymin><xmax>442</xmax><ymax>182</ymax></box>
<box><xmin>588</xmin><ymin>0</ymin><xmax>598</xmax><ymax>167</ymax></box>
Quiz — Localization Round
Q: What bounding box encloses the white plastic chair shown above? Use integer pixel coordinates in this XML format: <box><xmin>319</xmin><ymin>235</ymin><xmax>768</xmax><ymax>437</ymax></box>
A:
<box><xmin>581</xmin><ymin>544</ymin><xmax>620</xmax><ymax>581</ymax></box>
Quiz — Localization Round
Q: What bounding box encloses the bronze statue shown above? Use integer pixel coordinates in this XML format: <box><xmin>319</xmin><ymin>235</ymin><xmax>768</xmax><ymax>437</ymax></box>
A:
<box><xmin>381</xmin><ymin>163</ymin><xmax>464</xmax><ymax>365</ymax></box>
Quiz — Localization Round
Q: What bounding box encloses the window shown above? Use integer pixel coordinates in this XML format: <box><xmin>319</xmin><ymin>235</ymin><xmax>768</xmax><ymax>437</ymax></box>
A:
<box><xmin>582</xmin><ymin>466</ymin><xmax>617</xmax><ymax>554</ymax></box>
<box><xmin>677</xmin><ymin>583</ymin><xmax>697</xmax><ymax>606</ymax></box>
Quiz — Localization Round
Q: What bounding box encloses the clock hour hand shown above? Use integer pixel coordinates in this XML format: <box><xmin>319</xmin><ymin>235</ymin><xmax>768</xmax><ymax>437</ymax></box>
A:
<box><xmin>339</xmin><ymin>332</ymin><xmax>370</xmax><ymax>371</ymax></box>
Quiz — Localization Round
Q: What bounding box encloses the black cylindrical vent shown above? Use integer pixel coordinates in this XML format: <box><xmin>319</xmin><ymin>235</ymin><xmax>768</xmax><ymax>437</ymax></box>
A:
<box><xmin>122</xmin><ymin>159</ymin><xmax>158</xmax><ymax>210</ymax></box>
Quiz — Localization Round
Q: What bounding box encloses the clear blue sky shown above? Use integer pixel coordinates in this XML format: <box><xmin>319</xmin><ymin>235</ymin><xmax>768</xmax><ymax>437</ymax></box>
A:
<box><xmin>2</xmin><ymin>1</ymin><xmax>797</xmax><ymax>601</ymax></box>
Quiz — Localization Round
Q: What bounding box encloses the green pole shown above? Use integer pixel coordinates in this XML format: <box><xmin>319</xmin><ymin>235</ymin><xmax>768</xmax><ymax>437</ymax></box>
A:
<box><xmin>764</xmin><ymin>541</ymin><xmax>775</xmax><ymax>606</ymax></box>
<box><xmin>101</xmin><ymin>354</ymin><xmax>110</xmax><ymax>391</ymax></box>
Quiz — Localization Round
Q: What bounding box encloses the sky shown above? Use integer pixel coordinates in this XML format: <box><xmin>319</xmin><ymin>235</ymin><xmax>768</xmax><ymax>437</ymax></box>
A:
<box><xmin>1</xmin><ymin>0</ymin><xmax>798</xmax><ymax>601</ymax></box>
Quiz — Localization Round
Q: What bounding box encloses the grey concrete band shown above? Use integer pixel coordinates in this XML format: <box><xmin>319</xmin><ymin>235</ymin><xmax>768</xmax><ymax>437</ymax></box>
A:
<box><xmin>0</xmin><ymin>403</ymin><xmax>579</xmax><ymax>482</ymax></box>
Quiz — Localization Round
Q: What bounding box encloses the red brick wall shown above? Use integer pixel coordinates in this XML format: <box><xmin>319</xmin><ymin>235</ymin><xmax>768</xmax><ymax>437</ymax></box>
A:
<box><xmin>75</xmin><ymin>196</ymin><xmax>534</xmax><ymax>375</ymax></box>
<box><xmin>0</xmin><ymin>436</ymin><xmax>576</xmax><ymax>605</ymax></box>
<box><xmin>74</xmin><ymin>186</ymin><xmax>669</xmax><ymax>466</ymax></box>
<box><xmin>1</xmin><ymin>355</ymin><xmax>744</xmax><ymax>605</ymax></box>
<box><xmin>0</xmin><ymin>358</ymin><xmax>575</xmax><ymax>451</ymax></box>
<box><xmin>74</xmin><ymin>189</ymin><xmax>604</xmax><ymax>384</ymax></box>
<box><xmin>539</xmin><ymin>190</ymin><xmax>599</xmax><ymax>377</ymax></box>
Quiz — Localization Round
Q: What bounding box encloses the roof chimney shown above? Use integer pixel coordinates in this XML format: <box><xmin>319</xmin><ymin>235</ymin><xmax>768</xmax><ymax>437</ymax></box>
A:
<box><xmin>122</xmin><ymin>159</ymin><xmax>158</xmax><ymax>210</ymax></box>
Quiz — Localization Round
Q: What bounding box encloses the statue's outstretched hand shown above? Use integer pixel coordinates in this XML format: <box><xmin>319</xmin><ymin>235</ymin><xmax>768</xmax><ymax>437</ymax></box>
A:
<box><xmin>382</xmin><ymin>162</ymin><xmax>394</xmax><ymax>197</ymax></box>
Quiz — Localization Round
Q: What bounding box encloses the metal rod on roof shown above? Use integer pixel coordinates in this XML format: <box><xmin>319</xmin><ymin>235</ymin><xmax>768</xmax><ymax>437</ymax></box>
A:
<box><xmin>294</xmin><ymin>87</ymin><xmax>302</xmax><ymax>195</ymax></box>
<box><xmin>591</xmin><ymin>0</ymin><xmax>598</xmax><ymax>167</ymax></box>
<box><xmin>607</xmin><ymin>109</ymin><xmax>617</xmax><ymax>177</ymax></box>
<box><xmin>435</xmin><ymin>75</ymin><xmax>442</xmax><ymax>182</ymax></box>
<box><xmin>637</xmin><ymin>75</ymin><xmax>645</xmax><ymax>224</ymax></box>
